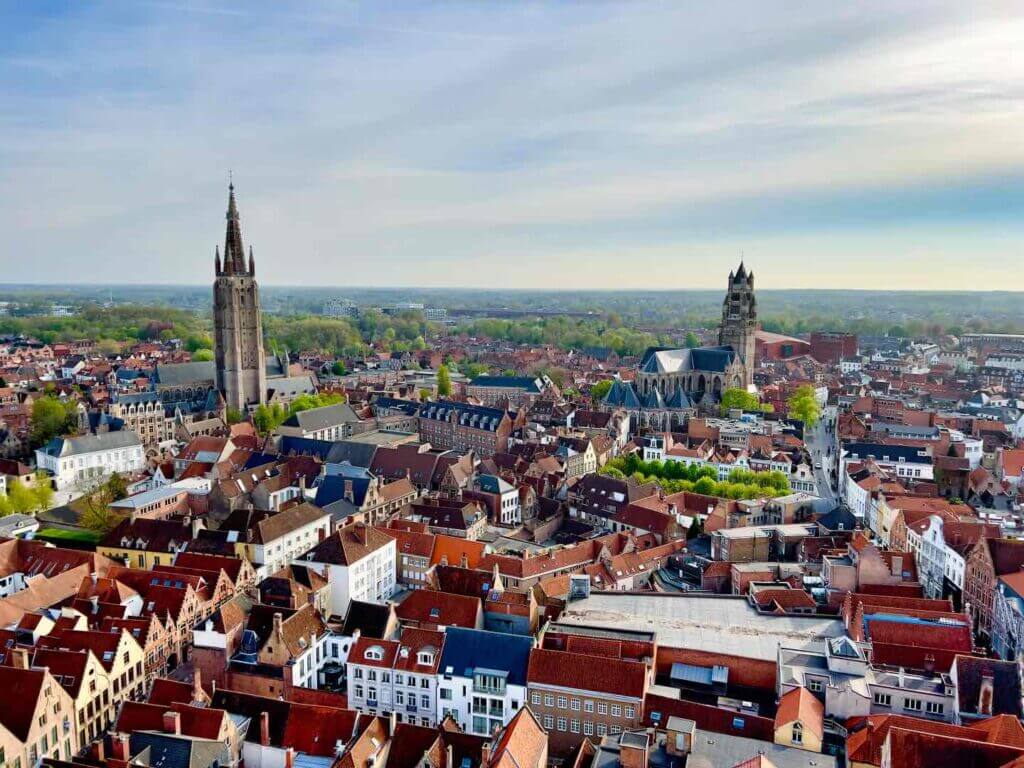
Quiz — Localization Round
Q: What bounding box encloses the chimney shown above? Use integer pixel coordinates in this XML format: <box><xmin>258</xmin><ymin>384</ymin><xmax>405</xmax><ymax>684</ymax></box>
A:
<box><xmin>260</xmin><ymin>711</ymin><xmax>271</xmax><ymax>746</ymax></box>
<box><xmin>11</xmin><ymin>648</ymin><xmax>29</xmax><ymax>669</ymax></box>
<box><xmin>482</xmin><ymin>738</ymin><xmax>493</xmax><ymax>766</ymax></box>
<box><xmin>285</xmin><ymin>747</ymin><xmax>296</xmax><ymax>768</ymax></box>
<box><xmin>344</xmin><ymin>480</ymin><xmax>354</xmax><ymax>503</ymax></box>
<box><xmin>460</xmin><ymin>552</ymin><xmax>469</xmax><ymax>568</ymax></box>
<box><xmin>163</xmin><ymin>710</ymin><xmax>181</xmax><ymax>735</ymax></box>
<box><xmin>92</xmin><ymin>740</ymin><xmax>106</xmax><ymax>761</ymax></box>
<box><xmin>113</xmin><ymin>733</ymin><xmax>132</xmax><ymax>760</ymax></box>
<box><xmin>619</xmin><ymin>732</ymin><xmax>650</xmax><ymax>768</ymax></box>
<box><xmin>192</xmin><ymin>668</ymin><xmax>204</xmax><ymax>704</ymax></box>
<box><xmin>273</xmin><ymin>612</ymin><xmax>284</xmax><ymax>639</ymax></box>
<box><xmin>980</xmin><ymin>673</ymin><xmax>995</xmax><ymax>716</ymax></box>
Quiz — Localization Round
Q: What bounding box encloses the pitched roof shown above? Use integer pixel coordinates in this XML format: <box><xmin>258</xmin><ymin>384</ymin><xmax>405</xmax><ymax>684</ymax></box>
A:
<box><xmin>252</xmin><ymin>502</ymin><xmax>330</xmax><ymax>545</ymax></box>
<box><xmin>0</xmin><ymin>666</ymin><xmax>46</xmax><ymax>740</ymax></box>
<box><xmin>527</xmin><ymin>647</ymin><xmax>647</xmax><ymax>699</ymax></box>
<box><xmin>775</xmin><ymin>687</ymin><xmax>824</xmax><ymax>740</ymax></box>
<box><xmin>301</xmin><ymin>522</ymin><xmax>394</xmax><ymax>565</ymax></box>
<box><xmin>395</xmin><ymin>589</ymin><xmax>481</xmax><ymax>629</ymax></box>
<box><xmin>438</xmin><ymin>627</ymin><xmax>533</xmax><ymax>686</ymax></box>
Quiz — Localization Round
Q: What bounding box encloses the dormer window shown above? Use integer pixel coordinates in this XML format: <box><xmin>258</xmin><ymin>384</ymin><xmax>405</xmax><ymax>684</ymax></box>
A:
<box><xmin>364</xmin><ymin>646</ymin><xmax>384</xmax><ymax>661</ymax></box>
<box><xmin>417</xmin><ymin>651</ymin><xmax>434</xmax><ymax>666</ymax></box>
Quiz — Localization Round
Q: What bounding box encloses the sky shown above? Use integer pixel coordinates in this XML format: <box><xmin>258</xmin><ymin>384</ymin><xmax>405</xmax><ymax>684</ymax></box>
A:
<box><xmin>1</xmin><ymin>0</ymin><xmax>1023</xmax><ymax>290</ymax></box>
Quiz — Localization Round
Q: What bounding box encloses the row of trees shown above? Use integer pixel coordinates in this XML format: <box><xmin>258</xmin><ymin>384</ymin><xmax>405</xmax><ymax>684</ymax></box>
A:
<box><xmin>601</xmin><ymin>455</ymin><xmax>791</xmax><ymax>500</ymax></box>
<box><xmin>0</xmin><ymin>477</ymin><xmax>54</xmax><ymax>517</ymax></box>
<box><xmin>251</xmin><ymin>392</ymin><xmax>347</xmax><ymax>435</ymax></box>
<box><xmin>719</xmin><ymin>387</ymin><xmax>773</xmax><ymax>416</ymax></box>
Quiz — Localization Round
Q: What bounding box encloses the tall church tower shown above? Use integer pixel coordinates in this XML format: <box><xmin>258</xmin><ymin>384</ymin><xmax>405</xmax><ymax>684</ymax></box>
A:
<box><xmin>718</xmin><ymin>262</ymin><xmax>757</xmax><ymax>387</ymax></box>
<box><xmin>213</xmin><ymin>183</ymin><xmax>266</xmax><ymax>412</ymax></box>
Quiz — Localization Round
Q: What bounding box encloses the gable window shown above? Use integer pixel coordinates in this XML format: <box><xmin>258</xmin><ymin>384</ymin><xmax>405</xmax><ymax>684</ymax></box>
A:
<box><xmin>792</xmin><ymin>722</ymin><xmax>803</xmax><ymax>745</ymax></box>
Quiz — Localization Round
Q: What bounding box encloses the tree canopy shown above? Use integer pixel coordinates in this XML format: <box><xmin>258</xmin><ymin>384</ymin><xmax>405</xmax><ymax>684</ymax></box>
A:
<box><xmin>30</xmin><ymin>396</ymin><xmax>78</xmax><ymax>447</ymax></box>
<box><xmin>436</xmin><ymin>364</ymin><xmax>452</xmax><ymax>397</ymax></box>
<box><xmin>787</xmin><ymin>384</ymin><xmax>822</xmax><ymax>427</ymax></box>
<box><xmin>600</xmin><ymin>454</ymin><xmax>791</xmax><ymax>500</ymax></box>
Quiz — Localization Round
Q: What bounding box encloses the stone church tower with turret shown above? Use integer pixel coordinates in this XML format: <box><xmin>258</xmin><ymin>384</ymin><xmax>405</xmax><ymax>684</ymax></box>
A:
<box><xmin>718</xmin><ymin>262</ymin><xmax>758</xmax><ymax>387</ymax></box>
<box><xmin>213</xmin><ymin>183</ymin><xmax>266</xmax><ymax>412</ymax></box>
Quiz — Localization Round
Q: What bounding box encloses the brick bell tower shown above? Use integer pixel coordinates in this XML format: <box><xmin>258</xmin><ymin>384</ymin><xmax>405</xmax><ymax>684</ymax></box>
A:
<box><xmin>213</xmin><ymin>182</ymin><xmax>266</xmax><ymax>411</ymax></box>
<box><xmin>718</xmin><ymin>261</ymin><xmax>757</xmax><ymax>387</ymax></box>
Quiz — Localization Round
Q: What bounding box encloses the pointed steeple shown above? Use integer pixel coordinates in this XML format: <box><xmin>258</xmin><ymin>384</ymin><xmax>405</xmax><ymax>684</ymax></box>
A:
<box><xmin>223</xmin><ymin>182</ymin><xmax>247</xmax><ymax>275</ymax></box>
<box><xmin>248</xmin><ymin>245</ymin><xmax>255</xmax><ymax>276</ymax></box>
<box><xmin>735</xmin><ymin>260</ymin><xmax>747</xmax><ymax>282</ymax></box>
<box><xmin>214</xmin><ymin>246</ymin><xmax>221</xmax><ymax>275</ymax></box>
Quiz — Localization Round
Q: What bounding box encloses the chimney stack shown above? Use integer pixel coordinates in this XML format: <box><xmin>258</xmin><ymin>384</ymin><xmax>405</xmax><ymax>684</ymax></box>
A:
<box><xmin>260</xmin><ymin>711</ymin><xmax>271</xmax><ymax>746</ymax></box>
<box><xmin>163</xmin><ymin>711</ymin><xmax>181</xmax><ymax>735</ymax></box>
<box><xmin>619</xmin><ymin>732</ymin><xmax>650</xmax><ymax>768</ymax></box>
<box><xmin>285</xmin><ymin>747</ymin><xmax>296</xmax><ymax>768</ymax></box>
<box><xmin>980</xmin><ymin>673</ymin><xmax>995</xmax><ymax>716</ymax></box>
<box><xmin>273</xmin><ymin>612</ymin><xmax>284</xmax><ymax>638</ymax></box>
<box><xmin>113</xmin><ymin>733</ymin><xmax>132</xmax><ymax>760</ymax></box>
<box><xmin>11</xmin><ymin>648</ymin><xmax>30</xmax><ymax>669</ymax></box>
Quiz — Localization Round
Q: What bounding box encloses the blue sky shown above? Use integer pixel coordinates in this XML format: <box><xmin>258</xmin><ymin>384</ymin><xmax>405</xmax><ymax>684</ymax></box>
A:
<box><xmin>1</xmin><ymin>1</ymin><xmax>1022</xmax><ymax>289</ymax></box>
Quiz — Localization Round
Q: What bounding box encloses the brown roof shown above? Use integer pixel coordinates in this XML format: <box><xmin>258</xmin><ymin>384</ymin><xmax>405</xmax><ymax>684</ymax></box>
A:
<box><xmin>487</xmin><ymin>707</ymin><xmax>547</xmax><ymax>768</ymax></box>
<box><xmin>0</xmin><ymin>666</ymin><xmax>46</xmax><ymax>741</ymax></box>
<box><xmin>395</xmin><ymin>589</ymin><xmax>481</xmax><ymax>629</ymax></box>
<box><xmin>253</xmin><ymin>502</ymin><xmax>329</xmax><ymax>545</ymax></box>
<box><xmin>527</xmin><ymin>647</ymin><xmax>646</xmax><ymax>699</ymax></box>
<box><xmin>302</xmin><ymin>523</ymin><xmax>394</xmax><ymax>565</ymax></box>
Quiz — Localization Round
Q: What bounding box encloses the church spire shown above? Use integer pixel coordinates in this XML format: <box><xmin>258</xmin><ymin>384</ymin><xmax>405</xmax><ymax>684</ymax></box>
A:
<box><xmin>215</xmin><ymin>245</ymin><xmax>221</xmax><ymax>275</ymax></box>
<box><xmin>248</xmin><ymin>245</ymin><xmax>255</xmax><ymax>276</ymax></box>
<box><xmin>223</xmin><ymin>182</ymin><xmax>247</xmax><ymax>275</ymax></box>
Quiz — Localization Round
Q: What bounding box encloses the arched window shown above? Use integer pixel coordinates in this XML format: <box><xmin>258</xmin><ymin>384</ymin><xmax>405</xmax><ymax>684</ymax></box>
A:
<box><xmin>792</xmin><ymin>722</ymin><xmax>803</xmax><ymax>745</ymax></box>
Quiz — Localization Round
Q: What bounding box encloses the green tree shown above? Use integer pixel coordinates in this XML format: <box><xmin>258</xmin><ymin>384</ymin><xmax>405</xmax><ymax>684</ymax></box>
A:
<box><xmin>192</xmin><ymin>348</ymin><xmax>214</xmax><ymax>362</ymax></box>
<box><xmin>719</xmin><ymin>387</ymin><xmax>760</xmax><ymax>415</ymax></box>
<box><xmin>106</xmin><ymin>473</ymin><xmax>128</xmax><ymax>502</ymax></box>
<box><xmin>331</xmin><ymin>361</ymin><xmax>347</xmax><ymax>376</ymax></box>
<box><xmin>589</xmin><ymin>380</ymin><xmax>613</xmax><ymax>404</ymax></box>
<box><xmin>32</xmin><ymin>475</ymin><xmax>54</xmax><ymax>511</ymax></box>
<box><xmin>30</xmin><ymin>396</ymin><xmax>77</xmax><ymax>447</ymax></box>
<box><xmin>463</xmin><ymin>362</ymin><xmax>489</xmax><ymax>379</ymax></box>
<box><xmin>79</xmin><ymin>482</ymin><xmax>120</xmax><ymax>533</ymax></box>
<box><xmin>787</xmin><ymin>384</ymin><xmax>822</xmax><ymax>427</ymax></box>
<box><xmin>684</xmin><ymin>332</ymin><xmax>700</xmax><ymax>349</ymax></box>
<box><xmin>225</xmin><ymin>407</ymin><xmax>243</xmax><ymax>425</ymax></box>
<box><xmin>437</xmin><ymin>364</ymin><xmax>452</xmax><ymax>397</ymax></box>
<box><xmin>8</xmin><ymin>482</ymin><xmax>38</xmax><ymax>514</ymax></box>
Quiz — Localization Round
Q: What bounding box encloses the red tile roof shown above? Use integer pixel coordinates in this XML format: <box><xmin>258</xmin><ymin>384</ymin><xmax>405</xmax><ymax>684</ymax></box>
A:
<box><xmin>527</xmin><ymin>647</ymin><xmax>647</xmax><ymax>699</ymax></box>
<box><xmin>775</xmin><ymin>687</ymin><xmax>824</xmax><ymax>739</ymax></box>
<box><xmin>395</xmin><ymin>589</ymin><xmax>481</xmax><ymax>629</ymax></box>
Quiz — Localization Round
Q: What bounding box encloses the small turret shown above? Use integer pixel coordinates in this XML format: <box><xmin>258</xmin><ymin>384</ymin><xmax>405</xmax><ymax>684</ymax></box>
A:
<box><xmin>215</xmin><ymin>246</ymin><xmax>221</xmax><ymax>275</ymax></box>
<box><xmin>249</xmin><ymin>246</ymin><xmax>255</xmax><ymax>276</ymax></box>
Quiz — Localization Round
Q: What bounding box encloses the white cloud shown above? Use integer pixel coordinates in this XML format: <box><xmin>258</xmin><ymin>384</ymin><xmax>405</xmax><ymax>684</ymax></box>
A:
<box><xmin>0</xmin><ymin>0</ymin><xmax>1021</xmax><ymax>289</ymax></box>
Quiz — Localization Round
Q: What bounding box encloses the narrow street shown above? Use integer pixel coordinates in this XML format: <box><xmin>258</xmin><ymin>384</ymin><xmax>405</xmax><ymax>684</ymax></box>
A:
<box><xmin>805</xmin><ymin>411</ymin><xmax>839</xmax><ymax>503</ymax></box>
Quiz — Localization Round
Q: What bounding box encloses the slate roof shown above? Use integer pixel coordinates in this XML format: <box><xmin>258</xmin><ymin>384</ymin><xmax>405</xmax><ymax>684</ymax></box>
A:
<box><xmin>438</xmin><ymin>627</ymin><xmax>533</xmax><ymax>685</ymax></box>
<box><xmin>469</xmin><ymin>375</ymin><xmax>544</xmax><ymax>392</ymax></box>
<box><xmin>40</xmin><ymin>429</ymin><xmax>141</xmax><ymax>457</ymax></box>
<box><xmin>282</xmin><ymin>402</ymin><xmax>361</xmax><ymax>431</ymax></box>
<box><xmin>639</xmin><ymin>346</ymin><xmax>737</xmax><ymax>375</ymax></box>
